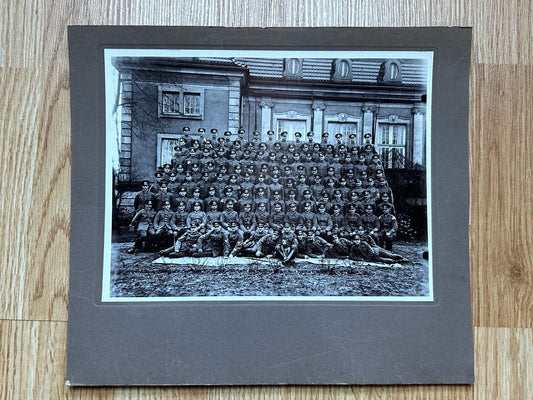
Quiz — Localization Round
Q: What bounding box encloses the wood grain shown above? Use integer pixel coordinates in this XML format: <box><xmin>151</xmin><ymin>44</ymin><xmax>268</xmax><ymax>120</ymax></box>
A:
<box><xmin>1</xmin><ymin>0</ymin><xmax>532</xmax><ymax>398</ymax></box>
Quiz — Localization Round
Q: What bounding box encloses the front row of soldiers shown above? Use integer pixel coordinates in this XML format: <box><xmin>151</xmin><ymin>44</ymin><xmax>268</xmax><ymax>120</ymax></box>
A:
<box><xmin>128</xmin><ymin>199</ymin><xmax>405</xmax><ymax>265</ymax></box>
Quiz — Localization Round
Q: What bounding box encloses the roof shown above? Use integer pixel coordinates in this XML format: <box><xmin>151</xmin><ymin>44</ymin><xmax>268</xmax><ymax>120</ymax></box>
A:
<box><xmin>197</xmin><ymin>57</ymin><xmax>428</xmax><ymax>85</ymax></box>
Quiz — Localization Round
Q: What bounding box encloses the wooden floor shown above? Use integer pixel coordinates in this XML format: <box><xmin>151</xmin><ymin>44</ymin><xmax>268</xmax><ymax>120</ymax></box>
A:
<box><xmin>1</xmin><ymin>1</ymin><xmax>532</xmax><ymax>398</ymax></box>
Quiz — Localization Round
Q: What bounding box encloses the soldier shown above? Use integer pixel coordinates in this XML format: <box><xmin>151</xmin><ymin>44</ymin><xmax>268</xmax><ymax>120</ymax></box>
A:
<box><xmin>304</xmin><ymin>230</ymin><xmax>333</xmax><ymax>257</ymax></box>
<box><xmin>334</xmin><ymin>132</ymin><xmax>343</xmax><ymax>146</ymax></box>
<box><xmin>205</xmin><ymin>200</ymin><xmax>222</xmax><ymax>230</ymax></box>
<box><xmin>133</xmin><ymin>180</ymin><xmax>154</xmax><ymax>211</ymax></box>
<box><xmin>162</xmin><ymin>163</ymin><xmax>172</xmax><ymax>180</ymax></box>
<box><xmin>253</xmin><ymin>173</ymin><xmax>270</xmax><ymax>198</ymax></box>
<box><xmin>255</xmin><ymin>229</ymin><xmax>281</xmax><ymax>258</ymax></box>
<box><xmin>220</xmin><ymin>200</ymin><xmax>239</xmax><ymax>230</ymax></box>
<box><xmin>196</xmin><ymin>221</ymin><xmax>229</xmax><ymax>257</ymax></box>
<box><xmin>153</xmin><ymin>200</ymin><xmax>175</xmax><ymax>245</ymax></box>
<box><xmin>154</xmin><ymin>181</ymin><xmax>174</xmax><ymax>211</ymax></box>
<box><xmin>321</xmin><ymin>132</ymin><xmax>330</xmax><ymax>146</ymax></box>
<box><xmin>350</xmin><ymin>234</ymin><xmax>406</xmax><ymax>264</ymax></box>
<box><xmin>375</xmin><ymin>192</ymin><xmax>396</xmax><ymax>216</ymax></box>
<box><xmin>238</xmin><ymin>202</ymin><xmax>256</xmax><ymax>236</ymax></box>
<box><xmin>186</xmin><ymin>187</ymin><xmax>204</xmax><ymax>212</ymax></box>
<box><xmin>269</xmin><ymin>202</ymin><xmax>286</xmax><ymax>230</ymax></box>
<box><xmin>314</xmin><ymin>203</ymin><xmax>333</xmax><ymax>238</ymax></box>
<box><xmin>151</xmin><ymin>171</ymin><xmax>164</xmax><ymax>194</ymax></box>
<box><xmin>284</xmin><ymin>201</ymin><xmax>302</xmax><ymax>229</ymax></box>
<box><xmin>241</xmin><ymin>222</ymin><xmax>268</xmax><ymax>256</ymax></box>
<box><xmin>330</xmin><ymin>204</ymin><xmax>346</xmax><ymax>235</ymax></box>
<box><xmin>299</xmin><ymin>201</ymin><xmax>316</xmax><ymax>231</ymax></box>
<box><xmin>254</xmin><ymin>201</ymin><xmax>270</xmax><ymax>227</ymax></box>
<box><xmin>344</xmin><ymin>204</ymin><xmax>362</xmax><ymax>236</ymax></box>
<box><xmin>326</xmin><ymin>233</ymin><xmax>353</xmax><ymax>259</ymax></box>
<box><xmin>167</xmin><ymin>172</ymin><xmax>180</xmax><ymax>194</ymax></box>
<box><xmin>187</xmin><ymin>201</ymin><xmax>207</xmax><ymax>230</ymax></box>
<box><xmin>161</xmin><ymin>222</ymin><xmax>203</xmax><ymax>258</ymax></box>
<box><xmin>360</xmin><ymin>204</ymin><xmax>380</xmax><ymax>244</ymax></box>
<box><xmin>237</xmin><ymin>188</ymin><xmax>254</xmax><ymax>213</ymax></box>
<box><xmin>275</xmin><ymin>237</ymin><xmax>297</xmax><ymax>266</ymax></box>
<box><xmin>212</xmin><ymin>172</ymin><xmax>228</xmax><ymax>197</ymax></box>
<box><xmin>226</xmin><ymin>221</ymin><xmax>244</xmax><ymax>257</ymax></box>
<box><xmin>378</xmin><ymin>203</ymin><xmax>398</xmax><ymax>250</ymax></box>
<box><xmin>127</xmin><ymin>200</ymin><xmax>156</xmax><ymax>253</ymax></box>
<box><xmin>169</xmin><ymin>201</ymin><xmax>188</xmax><ymax>238</ymax></box>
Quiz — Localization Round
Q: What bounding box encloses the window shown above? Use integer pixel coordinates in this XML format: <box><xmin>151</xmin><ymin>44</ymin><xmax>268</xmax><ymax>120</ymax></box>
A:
<box><xmin>158</xmin><ymin>86</ymin><xmax>204</xmax><ymax>119</ymax></box>
<box><xmin>327</xmin><ymin>122</ymin><xmax>357</xmax><ymax>143</ymax></box>
<box><xmin>378</xmin><ymin>123</ymin><xmax>407</xmax><ymax>168</ymax></box>
<box><xmin>276</xmin><ymin>119</ymin><xmax>308</xmax><ymax>141</ymax></box>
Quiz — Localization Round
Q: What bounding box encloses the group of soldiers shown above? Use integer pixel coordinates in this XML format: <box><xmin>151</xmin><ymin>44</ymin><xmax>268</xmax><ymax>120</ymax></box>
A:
<box><xmin>126</xmin><ymin>128</ymin><xmax>405</xmax><ymax>264</ymax></box>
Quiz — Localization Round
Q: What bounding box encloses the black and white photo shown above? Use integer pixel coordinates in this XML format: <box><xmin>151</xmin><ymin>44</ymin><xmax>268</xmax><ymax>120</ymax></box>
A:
<box><xmin>103</xmin><ymin>49</ymin><xmax>433</xmax><ymax>301</ymax></box>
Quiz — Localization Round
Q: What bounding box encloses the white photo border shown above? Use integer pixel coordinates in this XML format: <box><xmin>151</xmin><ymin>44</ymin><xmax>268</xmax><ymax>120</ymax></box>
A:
<box><xmin>102</xmin><ymin>48</ymin><xmax>434</xmax><ymax>303</ymax></box>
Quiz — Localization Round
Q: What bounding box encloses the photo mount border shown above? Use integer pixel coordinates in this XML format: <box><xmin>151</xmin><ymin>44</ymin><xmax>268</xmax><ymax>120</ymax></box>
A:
<box><xmin>68</xmin><ymin>26</ymin><xmax>473</xmax><ymax>385</ymax></box>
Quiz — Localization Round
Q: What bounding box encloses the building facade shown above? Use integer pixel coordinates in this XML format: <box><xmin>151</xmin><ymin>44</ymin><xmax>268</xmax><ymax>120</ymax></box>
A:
<box><xmin>113</xmin><ymin>56</ymin><xmax>428</xmax><ymax>183</ymax></box>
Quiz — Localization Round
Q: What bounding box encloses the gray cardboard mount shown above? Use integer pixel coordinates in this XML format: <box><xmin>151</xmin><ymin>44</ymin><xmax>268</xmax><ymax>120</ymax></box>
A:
<box><xmin>67</xmin><ymin>27</ymin><xmax>473</xmax><ymax>385</ymax></box>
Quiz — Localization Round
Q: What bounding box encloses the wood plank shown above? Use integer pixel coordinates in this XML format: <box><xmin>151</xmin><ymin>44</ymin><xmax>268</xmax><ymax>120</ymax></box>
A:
<box><xmin>470</xmin><ymin>64</ymin><xmax>533</xmax><ymax>328</ymax></box>
<box><xmin>9</xmin><ymin>322</ymin><xmax>531</xmax><ymax>399</ymax></box>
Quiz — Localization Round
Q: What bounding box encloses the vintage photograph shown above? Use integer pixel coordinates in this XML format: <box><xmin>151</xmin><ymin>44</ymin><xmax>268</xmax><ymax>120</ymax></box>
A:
<box><xmin>103</xmin><ymin>49</ymin><xmax>433</xmax><ymax>301</ymax></box>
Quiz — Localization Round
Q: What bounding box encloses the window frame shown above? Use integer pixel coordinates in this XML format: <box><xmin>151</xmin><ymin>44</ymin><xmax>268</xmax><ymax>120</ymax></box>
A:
<box><xmin>158</xmin><ymin>84</ymin><xmax>205</xmax><ymax>119</ymax></box>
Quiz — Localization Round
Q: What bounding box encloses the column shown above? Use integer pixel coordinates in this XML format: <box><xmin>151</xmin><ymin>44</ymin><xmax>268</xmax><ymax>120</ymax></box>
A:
<box><xmin>228</xmin><ymin>80</ymin><xmax>241</xmax><ymax>132</ymax></box>
<box><xmin>312</xmin><ymin>100</ymin><xmax>325</xmax><ymax>137</ymax></box>
<box><xmin>259</xmin><ymin>97</ymin><xmax>273</xmax><ymax>138</ymax></box>
<box><xmin>412</xmin><ymin>106</ymin><xmax>426</xmax><ymax>167</ymax></box>
<box><xmin>361</xmin><ymin>105</ymin><xmax>375</xmax><ymax>144</ymax></box>
<box><xmin>119</xmin><ymin>71</ymin><xmax>133</xmax><ymax>182</ymax></box>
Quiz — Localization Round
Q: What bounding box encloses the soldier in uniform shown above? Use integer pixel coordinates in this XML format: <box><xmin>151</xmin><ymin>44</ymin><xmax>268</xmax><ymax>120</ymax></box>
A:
<box><xmin>314</xmin><ymin>203</ymin><xmax>333</xmax><ymax>239</ymax></box>
<box><xmin>127</xmin><ymin>200</ymin><xmax>156</xmax><ymax>253</ymax></box>
<box><xmin>197</xmin><ymin>221</ymin><xmax>229</xmax><ymax>257</ymax></box>
<box><xmin>220</xmin><ymin>199</ymin><xmax>239</xmax><ymax>230</ymax></box>
<box><xmin>360</xmin><ymin>204</ymin><xmax>380</xmax><ymax>244</ymax></box>
<box><xmin>269</xmin><ymin>202</ymin><xmax>286</xmax><ymax>230</ymax></box>
<box><xmin>161</xmin><ymin>222</ymin><xmax>203</xmax><ymax>258</ymax></box>
<box><xmin>153</xmin><ymin>200</ymin><xmax>175</xmax><ymax>246</ymax></box>
<box><xmin>350</xmin><ymin>234</ymin><xmax>406</xmax><ymax>264</ymax></box>
<box><xmin>238</xmin><ymin>202</ymin><xmax>256</xmax><ymax>239</ymax></box>
<box><xmin>169</xmin><ymin>201</ymin><xmax>188</xmax><ymax>238</ymax></box>
<box><xmin>154</xmin><ymin>181</ymin><xmax>175</xmax><ymax>211</ymax></box>
<box><xmin>151</xmin><ymin>171</ymin><xmax>164</xmax><ymax>194</ymax></box>
<box><xmin>205</xmin><ymin>200</ymin><xmax>222</xmax><ymax>230</ymax></box>
<box><xmin>304</xmin><ymin>230</ymin><xmax>333</xmax><ymax>257</ymax></box>
<box><xmin>186</xmin><ymin>201</ymin><xmax>207</xmax><ymax>230</ymax></box>
<box><xmin>133</xmin><ymin>180</ymin><xmax>154</xmax><ymax>211</ymax></box>
<box><xmin>255</xmin><ymin>229</ymin><xmax>281</xmax><ymax>258</ymax></box>
<box><xmin>226</xmin><ymin>221</ymin><xmax>244</xmax><ymax>257</ymax></box>
<box><xmin>254</xmin><ymin>201</ymin><xmax>270</xmax><ymax>227</ymax></box>
<box><xmin>378</xmin><ymin>203</ymin><xmax>398</xmax><ymax>250</ymax></box>
<box><xmin>326</xmin><ymin>233</ymin><xmax>353</xmax><ymax>259</ymax></box>
<box><xmin>240</xmin><ymin>222</ymin><xmax>268</xmax><ymax>257</ymax></box>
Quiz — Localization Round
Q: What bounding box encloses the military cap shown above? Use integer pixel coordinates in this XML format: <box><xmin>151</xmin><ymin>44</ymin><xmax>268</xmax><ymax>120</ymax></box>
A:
<box><xmin>266</xmin><ymin>130</ymin><xmax>275</xmax><ymax>135</ymax></box>
<box><xmin>335</xmin><ymin>133</ymin><xmax>343</xmax><ymax>139</ymax></box>
<box><xmin>141</xmin><ymin>179</ymin><xmax>150</xmax><ymax>186</ymax></box>
<box><xmin>280</xmin><ymin>131</ymin><xmax>288</xmax><ymax>137</ymax></box>
<box><xmin>224</xmin><ymin>130</ymin><xmax>232</xmax><ymax>136</ymax></box>
<box><xmin>294</xmin><ymin>131</ymin><xmax>302</xmax><ymax>137</ymax></box>
<box><xmin>154</xmin><ymin>171</ymin><xmax>163</xmax><ymax>178</ymax></box>
<box><xmin>238</xmin><ymin>128</ymin><xmax>245</xmax><ymax>134</ymax></box>
<box><xmin>182</xmin><ymin>126</ymin><xmax>190</xmax><ymax>132</ymax></box>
